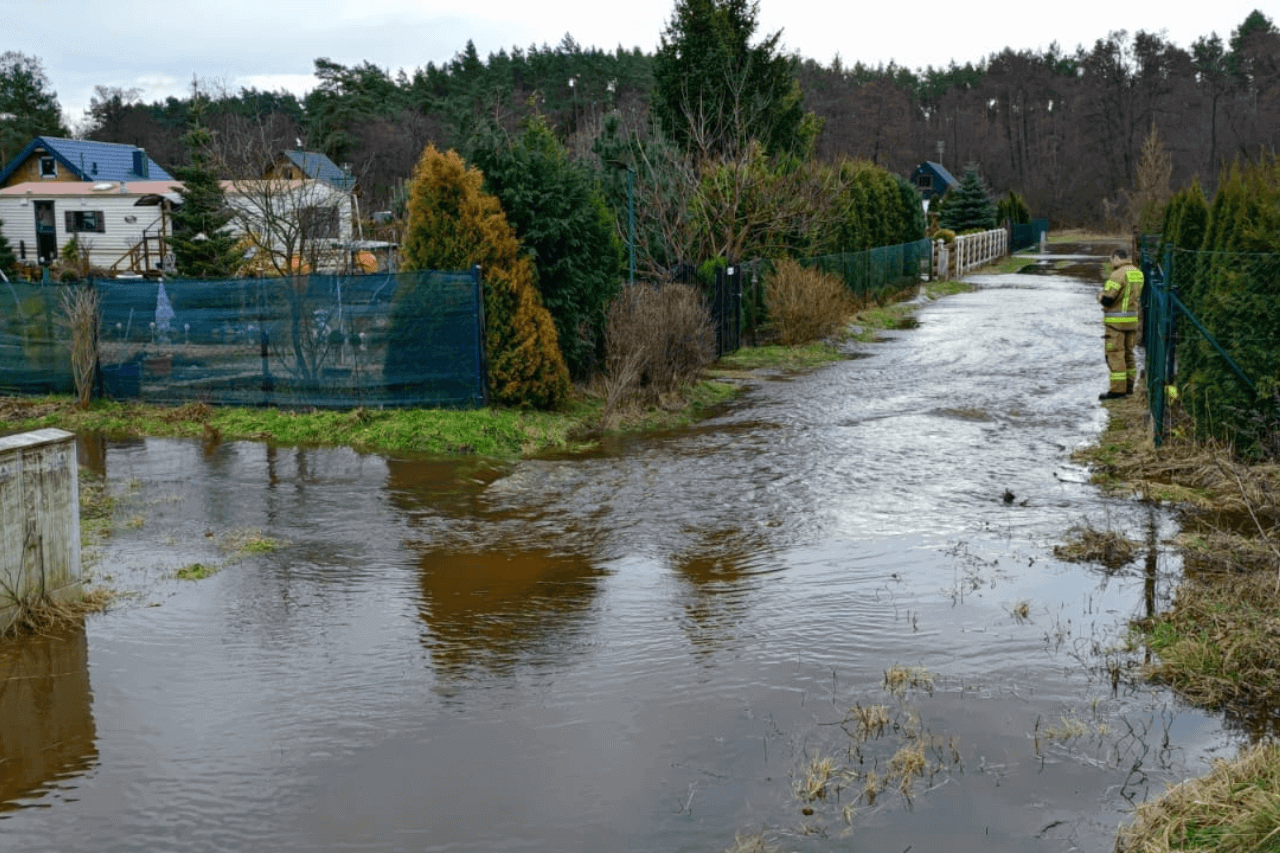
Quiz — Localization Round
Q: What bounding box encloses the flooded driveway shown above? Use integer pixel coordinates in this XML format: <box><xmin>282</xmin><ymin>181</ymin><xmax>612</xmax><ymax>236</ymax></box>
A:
<box><xmin>1</xmin><ymin>260</ymin><xmax>1236</xmax><ymax>852</ymax></box>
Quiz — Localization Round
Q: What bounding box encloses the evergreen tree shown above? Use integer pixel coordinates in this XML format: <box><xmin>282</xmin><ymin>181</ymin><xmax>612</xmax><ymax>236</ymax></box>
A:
<box><xmin>0</xmin><ymin>52</ymin><xmax>69</xmax><ymax>165</ymax></box>
<box><xmin>895</xmin><ymin>175</ymin><xmax>928</xmax><ymax>244</ymax></box>
<box><xmin>393</xmin><ymin>144</ymin><xmax>569</xmax><ymax>409</ymax></box>
<box><xmin>652</xmin><ymin>0</ymin><xmax>808</xmax><ymax>159</ymax></box>
<box><xmin>170</xmin><ymin>94</ymin><xmax>242</xmax><ymax>278</ymax></box>
<box><xmin>939</xmin><ymin>168</ymin><xmax>997</xmax><ymax>233</ymax></box>
<box><xmin>995</xmin><ymin>191</ymin><xmax>1031</xmax><ymax>225</ymax></box>
<box><xmin>469</xmin><ymin>116</ymin><xmax>623</xmax><ymax>380</ymax></box>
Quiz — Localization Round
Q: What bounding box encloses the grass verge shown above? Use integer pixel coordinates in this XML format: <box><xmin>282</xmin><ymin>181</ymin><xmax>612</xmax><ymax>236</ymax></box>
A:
<box><xmin>1116</xmin><ymin>740</ymin><xmax>1280</xmax><ymax>852</ymax></box>
<box><xmin>1072</xmin><ymin>392</ymin><xmax>1280</xmax><ymax>849</ymax></box>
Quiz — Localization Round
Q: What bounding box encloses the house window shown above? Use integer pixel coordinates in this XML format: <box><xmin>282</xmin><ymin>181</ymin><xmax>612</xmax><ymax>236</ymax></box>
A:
<box><xmin>916</xmin><ymin>174</ymin><xmax>932</xmax><ymax>190</ymax></box>
<box><xmin>65</xmin><ymin>210</ymin><xmax>106</xmax><ymax>233</ymax></box>
<box><xmin>40</xmin><ymin>156</ymin><xmax>57</xmax><ymax>178</ymax></box>
<box><xmin>300</xmin><ymin>206</ymin><xmax>339</xmax><ymax>239</ymax></box>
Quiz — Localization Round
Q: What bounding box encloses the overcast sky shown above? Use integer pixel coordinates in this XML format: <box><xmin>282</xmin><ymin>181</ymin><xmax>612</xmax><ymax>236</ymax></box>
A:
<box><xmin>9</xmin><ymin>0</ymin><xmax>1271</xmax><ymax>130</ymax></box>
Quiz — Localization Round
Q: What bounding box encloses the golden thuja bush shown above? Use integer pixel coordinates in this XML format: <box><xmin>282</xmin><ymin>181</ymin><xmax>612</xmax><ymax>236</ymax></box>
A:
<box><xmin>400</xmin><ymin>145</ymin><xmax>569</xmax><ymax>410</ymax></box>
<box><xmin>764</xmin><ymin>258</ymin><xmax>854</xmax><ymax>346</ymax></box>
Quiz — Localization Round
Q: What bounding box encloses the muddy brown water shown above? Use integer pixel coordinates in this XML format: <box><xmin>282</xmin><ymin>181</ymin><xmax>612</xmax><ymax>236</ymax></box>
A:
<box><xmin>1</xmin><ymin>256</ymin><xmax>1241</xmax><ymax>852</ymax></box>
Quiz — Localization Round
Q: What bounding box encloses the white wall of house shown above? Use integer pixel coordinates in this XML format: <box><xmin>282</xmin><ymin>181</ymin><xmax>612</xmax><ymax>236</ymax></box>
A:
<box><xmin>0</xmin><ymin>181</ymin><xmax>174</xmax><ymax>274</ymax></box>
<box><xmin>221</xmin><ymin>179</ymin><xmax>356</xmax><ymax>274</ymax></box>
<box><xmin>0</xmin><ymin>179</ymin><xmax>356</xmax><ymax>277</ymax></box>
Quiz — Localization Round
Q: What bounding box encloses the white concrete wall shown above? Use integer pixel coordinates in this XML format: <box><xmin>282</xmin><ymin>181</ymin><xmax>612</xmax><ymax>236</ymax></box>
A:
<box><xmin>0</xmin><ymin>429</ymin><xmax>81</xmax><ymax>630</ymax></box>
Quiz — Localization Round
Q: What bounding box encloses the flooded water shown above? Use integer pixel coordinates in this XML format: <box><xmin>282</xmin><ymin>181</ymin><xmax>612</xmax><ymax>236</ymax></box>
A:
<box><xmin>1</xmin><ymin>259</ymin><xmax>1239</xmax><ymax>852</ymax></box>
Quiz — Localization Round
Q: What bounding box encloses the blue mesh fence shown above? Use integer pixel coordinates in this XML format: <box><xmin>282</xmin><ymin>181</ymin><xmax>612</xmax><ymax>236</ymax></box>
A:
<box><xmin>0</xmin><ymin>280</ymin><xmax>75</xmax><ymax>395</ymax></box>
<box><xmin>2</xmin><ymin>270</ymin><xmax>487</xmax><ymax>409</ymax></box>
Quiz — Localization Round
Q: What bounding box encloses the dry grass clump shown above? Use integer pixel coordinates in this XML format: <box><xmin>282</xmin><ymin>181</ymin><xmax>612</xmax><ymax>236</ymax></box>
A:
<box><xmin>1037</xmin><ymin>715</ymin><xmax>1089</xmax><ymax>742</ymax></box>
<box><xmin>794</xmin><ymin>752</ymin><xmax>841</xmax><ymax>802</ymax></box>
<box><xmin>600</xmin><ymin>283</ymin><xmax>715</xmax><ymax>427</ymax></box>
<box><xmin>1053</xmin><ymin>524</ymin><xmax>1142</xmax><ymax>570</ymax></box>
<box><xmin>1</xmin><ymin>586</ymin><xmax>114</xmax><ymax>639</ymax></box>
<box><xmin>763</xmin><ymin>258</ymin><xmax>854</xmax><ymax>346</ymax></box>
<box><xmin>159</xmin><ymin>401</ymin><xmax>214</xmax><ymax>424</ymax></box>
<box><xmin>887</xmin><ymin>741</ymin><xmax>929</xmax><ymax>795</ymax></box>
<box><xmin>883</xmin><ymin>664</ymin><xmax>935</xmax><ymax>696</ymax></box>
<box><xmin>723</xmin><ymin>832</ymin><xmax>780</xmax><ymax>853</ymax></box>
<box><xmin>849</xmin><ymin>703</ymin><xmax>891</xmax><ymax>741</ymax></box>
<box><xmin>1115</xmin><ymin>740</ymin><xmax>1280</xmax><ymax>852</ymax></box>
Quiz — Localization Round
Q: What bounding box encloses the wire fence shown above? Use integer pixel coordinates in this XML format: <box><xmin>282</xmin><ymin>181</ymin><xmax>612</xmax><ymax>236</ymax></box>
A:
<box><xmin>1140</xmin><ymin>245</ymin><xmax>1280</xmax><ymax>454</ymax></box>
<box><xmin>2</xmin><ymin>270</ymin><xmax>488</xmax><ymax>409</ymax></box>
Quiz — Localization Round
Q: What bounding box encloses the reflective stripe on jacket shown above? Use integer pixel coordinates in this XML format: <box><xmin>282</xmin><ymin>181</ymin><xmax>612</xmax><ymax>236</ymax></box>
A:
<box><xmin>1100</xmin><ymin>264</ymin><xmax>1144</xmax><ymax>329</ymax></box>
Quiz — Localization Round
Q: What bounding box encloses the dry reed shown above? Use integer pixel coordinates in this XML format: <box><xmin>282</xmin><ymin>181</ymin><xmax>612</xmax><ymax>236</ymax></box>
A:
<box><xmin>61</xmin><ymin>284</ymin><xmax>99</xmax><ymax>409</ymax></box>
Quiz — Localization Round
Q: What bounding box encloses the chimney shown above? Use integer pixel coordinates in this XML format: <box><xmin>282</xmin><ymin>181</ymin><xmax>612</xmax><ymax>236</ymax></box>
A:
<box><xmin>132</xmin><ymin>149</ymin><xmax>149</xmax><ymax>179</ymax></box>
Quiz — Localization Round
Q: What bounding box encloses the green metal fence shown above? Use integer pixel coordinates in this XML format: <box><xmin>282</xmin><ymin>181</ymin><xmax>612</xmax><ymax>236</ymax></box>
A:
<box><xmin>1140</xmin><ymin>245</ymin><xmax>1280</xmax><ymax>453</ymax></box>
<box><xmin>804</xmin><ymin>238</ymin><xmax>933</xmax><ymax>299</ymax></box>
<box><xmin>1010</xmin><ymin>218</ymin><xmax>1050</xmax><ymax>252</ymax></box>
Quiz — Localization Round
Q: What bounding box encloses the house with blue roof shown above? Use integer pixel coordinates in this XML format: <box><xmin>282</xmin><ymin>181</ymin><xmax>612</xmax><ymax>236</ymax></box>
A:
<box><xmin>266</xmin><ymin>149</ymin><xmax>355</xmax><ymax>192</ymax></box>
<box><xmin>0</xmin><ymin>136</ymin><xmax>173</xmax><ymax>189</ymax></box>
<box><xmin>910</xmin><ymin>161</ymin><xmax>959</xmax><ymax>204</ymax></box>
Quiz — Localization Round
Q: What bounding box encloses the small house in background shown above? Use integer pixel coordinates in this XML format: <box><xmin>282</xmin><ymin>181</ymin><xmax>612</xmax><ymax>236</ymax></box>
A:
<box><xmin>0</xmin><ymin>180</ymin><xmax>181</xmax><ymax>272</ymax></box>
<box><xmin>0</xmin><ymin>136</ymin><xmax>173</xmax><ymax>189</ymax></box>
<box><xmin>910</xmin><ymin>161</ymin><xmax>959</xmax><ymax>205</ymax></box>
<box><xmin>265</xmin><ymin>149</ymin><xmax>356</xmax><ymax>193</ymax></box>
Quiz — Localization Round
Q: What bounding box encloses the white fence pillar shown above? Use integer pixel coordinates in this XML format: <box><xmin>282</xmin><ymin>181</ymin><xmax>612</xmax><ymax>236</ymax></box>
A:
<box><xmin>1</xmin><ymin>429</ymin><xmax>82</xmax><ymax>629</ymax></box>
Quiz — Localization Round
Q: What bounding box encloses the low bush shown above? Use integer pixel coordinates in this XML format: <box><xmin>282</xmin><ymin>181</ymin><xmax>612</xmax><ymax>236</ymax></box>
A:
<box><xmin>764</xmin><ymin>259</ymin><xmax>854</xmax><ymax>346</ymax></box>
<box><xmin>602</xmin><ymin>283</ymin><xmax>714</xmax><ymax>419</ymax></box>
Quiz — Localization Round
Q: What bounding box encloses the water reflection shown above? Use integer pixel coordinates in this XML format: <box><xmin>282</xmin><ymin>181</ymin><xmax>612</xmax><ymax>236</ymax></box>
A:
<box><xmin>671</xmin><ymin>527</ymin><xmax>775</xmax><ymax>658</ymax></box>
<box><xmin>0</xmin><ymin>627</ymin><xmax>96</xmax><ymax>812</ymax></box>
<box><xmin>414</xmin><ymin>546</ymin><xmax>604</xmax><ymax>680</ymax></box>
<box><xmin>74</xmin><ymin>432</ymin><xmax>109</xmax><ymax>478</ymax></box>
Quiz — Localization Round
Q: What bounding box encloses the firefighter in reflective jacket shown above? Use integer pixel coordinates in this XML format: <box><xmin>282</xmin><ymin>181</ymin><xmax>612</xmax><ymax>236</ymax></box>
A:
<box><xmin>1097</xmin><ymin>248</ymin><xmax>1144</xmax><ymax>400</ymax></box>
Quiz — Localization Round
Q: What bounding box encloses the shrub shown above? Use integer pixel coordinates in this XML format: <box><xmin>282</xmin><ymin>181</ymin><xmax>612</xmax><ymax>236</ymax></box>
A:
<box><xmin>764</xmin><ymin>258</ymin><xmax>853</xmax><ymax>345</ymax></box>
<box><xmin>933</xmin><ymin>229</ymin><xmax>956</xmax><ymax>244</ymax></box>
<box><xmin>603</xmin><ymin>283</ymin><xmax>714</xmax><ymax>414</ymax></box>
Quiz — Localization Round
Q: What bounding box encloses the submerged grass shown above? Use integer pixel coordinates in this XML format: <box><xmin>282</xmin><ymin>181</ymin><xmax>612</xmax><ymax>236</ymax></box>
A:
<box><xmin>218</xmin><ymin>528</ymin><xmax>285</xmax><ymax>556</ymax></box>
<box><xmin>1053</xmin><ymin>524</ymin><xmax>1142</xmax><ymax>570</ymax></box>
<box><xmin>174</xmin><ymin>563</ymin><xmax>216</xmax><ymax>581</ymax></box>
<box><xmin>883</xmin><ymin>664</ymin><xmax>936</xmax><ymax>696</ymax></box>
